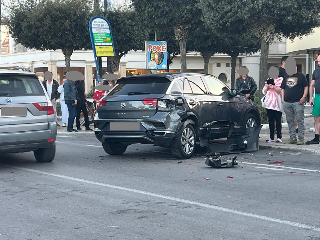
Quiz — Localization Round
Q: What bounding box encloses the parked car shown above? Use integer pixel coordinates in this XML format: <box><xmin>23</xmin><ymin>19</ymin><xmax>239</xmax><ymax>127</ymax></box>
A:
<box><xmin>0</xmin><ymin>70</ymin><xmax>57</xmax><ymax>162</ymax></box>
<box><xmin>94</xmin><ymin>73</ymin><xmax>261</xmax><ymax>159</ymax></box>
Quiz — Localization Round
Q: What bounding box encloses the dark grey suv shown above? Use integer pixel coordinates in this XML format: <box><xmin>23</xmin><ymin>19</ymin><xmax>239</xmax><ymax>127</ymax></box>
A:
<box><xmin>0</xmin><ymin>70</ymin><xmax>57</xmax><ymax>162</ymax></box>
<box><xmin>94</xmin><ymin>73</ymin><xmax>260</xmax><ymax>159</ymax></box>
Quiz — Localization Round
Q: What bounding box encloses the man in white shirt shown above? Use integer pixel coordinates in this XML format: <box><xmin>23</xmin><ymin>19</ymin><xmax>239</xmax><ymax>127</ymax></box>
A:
<box><xmin>42</xmin><ymin>71</ymin><xmax>60</xmax><ymax>124</ymax></box>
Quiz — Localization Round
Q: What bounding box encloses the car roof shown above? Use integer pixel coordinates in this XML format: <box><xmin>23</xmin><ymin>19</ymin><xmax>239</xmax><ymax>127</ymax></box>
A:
<box><xmin>118</xmin><ymin>72</ymin><xmax>208</xmax><ymax>82</ymax></box>
<box><xmin>0</xmin><ymin>69</ymin><xmax>37</xmax><ymax>76</ymax></box>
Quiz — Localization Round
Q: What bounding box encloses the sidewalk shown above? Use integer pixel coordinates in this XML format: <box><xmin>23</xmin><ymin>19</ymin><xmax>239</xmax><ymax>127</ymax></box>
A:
<box><xmin>259</xmin><ymin>114</ymin><xmax>320</xmax><ymax>155</ymax></box>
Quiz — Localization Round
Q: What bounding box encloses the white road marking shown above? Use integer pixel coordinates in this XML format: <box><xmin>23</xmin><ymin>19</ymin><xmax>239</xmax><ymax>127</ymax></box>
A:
<box><xmin>4</xmin><ymin>165</ymin><xmax>320</xmax><ymax>233</ymax></box>
<box><xmin>255</xmin><ymin>166</ymin><xmax>284</xmax><ymax>171</ymax></box>
<box><xmin>241</xmin><ymin>161</ymin><xmax>320</xmax><ymax>173</ymax></box>
<box><xmin>86</xmin><ymin>145</ymin><xmax>101</xmax><ymax>148</ymax></box>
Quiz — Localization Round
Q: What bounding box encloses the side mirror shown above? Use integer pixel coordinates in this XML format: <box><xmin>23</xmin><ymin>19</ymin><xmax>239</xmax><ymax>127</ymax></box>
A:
<box><xmin>230</xmin><ymin>89</ymin><xmax>238</xmax><ymax>97</ymax></box>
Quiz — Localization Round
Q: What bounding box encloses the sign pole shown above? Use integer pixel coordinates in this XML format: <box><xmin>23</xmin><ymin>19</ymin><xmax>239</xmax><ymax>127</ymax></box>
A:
<box><xmin>89</xmin><ymin>16</ymin><xmax>116</xmax><ymax>82</ymax></box>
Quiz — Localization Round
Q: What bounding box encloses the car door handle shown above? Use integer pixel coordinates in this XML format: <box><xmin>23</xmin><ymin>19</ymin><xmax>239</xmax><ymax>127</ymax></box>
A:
<box><xmin>189</xmin><ymin>100</ymin><xmax>196</xmax><ymax>105</ymax></box>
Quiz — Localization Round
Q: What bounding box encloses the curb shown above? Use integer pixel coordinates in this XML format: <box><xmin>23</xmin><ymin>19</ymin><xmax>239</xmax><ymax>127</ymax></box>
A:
<box><xmin>259</xmin><ymin>142</ymin><xmax>320</xmax><ymax>155</ymax></box>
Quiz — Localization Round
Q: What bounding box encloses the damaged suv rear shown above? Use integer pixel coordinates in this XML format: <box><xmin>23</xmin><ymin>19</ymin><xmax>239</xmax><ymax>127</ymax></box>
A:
<box><xmin>94</xmin><ymin>73</ymin><xmax>261</xmax><ymax>159</ymax></box>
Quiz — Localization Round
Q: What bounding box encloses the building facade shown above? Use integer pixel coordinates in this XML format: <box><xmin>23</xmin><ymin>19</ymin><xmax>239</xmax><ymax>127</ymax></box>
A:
<box><xmin>1</xmin><ymin>30</ymin><xmax>317</xmax><ymax>94</ymax></box>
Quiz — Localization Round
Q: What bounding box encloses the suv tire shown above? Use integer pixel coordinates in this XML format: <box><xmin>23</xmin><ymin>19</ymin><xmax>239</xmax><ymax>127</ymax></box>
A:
<box><xmin>102</xmin><ymin>142</ymin><xmax>127</xmax><ymax>155</ymax></box>
<box><xmin>171</xmin><ymin>120</ymin><xmax>196</xmax><ymax>159</ymax></box>
<box><xmin>34</xmin><ymin>143</ymin><xmax>56</xmax><ymax>162</ymax></box>
<box><xmin>244</xmin><ymin>113</ymin><xmax>259</xmax><ymax>128</ymax></box>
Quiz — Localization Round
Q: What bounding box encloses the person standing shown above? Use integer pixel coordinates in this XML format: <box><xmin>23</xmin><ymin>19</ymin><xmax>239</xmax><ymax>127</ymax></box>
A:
<box><xmin>93</xmin><ymin>82</ymin><xmax>106</xmax><ymax>109</ymax></box>
<box><xmin>64</xmin><ymin>73</ymin><xmax>78</xmax><ymax>132</ymax></box>
<box><xmin>57</xmin><ymin>75</ymin><xmax>69</xmax><ymax>127</ymax></box>
<box><xmin>42</xmin><ymin>71</ymin><xmax>60</xmax><ymax>125</ymax></box>
<box><xmin>306</xmin><ymin>55</ymin><xmax>320</xmax><ymax>144</ymax></box>
<box><xmin>279</xmin><ymin>56</ymin><xmax>288</xmax><ymax>78</ymax></box>
<box><xmin>75</xmin><ymin>75</ymin><xmax>92</xmax><ymax>131</ymax></box>
<box><xmin>281</xmin><ymin>56</ymin><xmax>308</xmax><ymax>145</ymax></box>
<box><xmin>262</xmin><ymin>68</ymin><xmax>283</xmax><ymax>143</ymax></box>
<box><xmin>236</xmin><ymin>66</ymin><xmax>257</xmax><ymax>101</ymax></box>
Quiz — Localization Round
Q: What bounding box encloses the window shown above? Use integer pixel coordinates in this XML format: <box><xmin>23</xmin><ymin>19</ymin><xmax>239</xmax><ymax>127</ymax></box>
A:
<box><xmin>187</xmin><ymin>76</ymin><xmax>206</xmax><ymax>94</ymax></box>
<box><xmin>108</xmin><ymin>77</ymin><xmax>171</xmax><ymax>96</ymax></box>
<box><xmin>217</xmin><ymin>63</ymin><xmax>221</xmax><ymax>67</ymax></box>
<box><xmin>183</xmin><ymin>79</ymin><xmax>193</xmax><ymax>94</ymax></box>
<box><xmin>203</xmin><ymin>75</ymin><xmax>227</xmax><ymax>95</ymax></box>
<box><xmin>226</xmin><ymin>63</ymin><xmax>230</xmax><ymax>67</ymax></box>
<box><xmin>0</xmin><ymin>75</ymin><xmax>44</xmax><ymax>96</ymax></box>
<box><xmin>169</xmin><ymin>79</ymin><xmax>183</xmax><ymax>94</ymax></box>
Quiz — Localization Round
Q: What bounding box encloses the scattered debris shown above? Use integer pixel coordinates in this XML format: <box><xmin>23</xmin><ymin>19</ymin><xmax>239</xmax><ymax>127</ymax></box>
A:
<box><xmin>269</xmin><ymin>161</ymin><xmax>285</xmax><ymax>164</ymax></box>
<box><xmin>227</xmin><ymin>176</ymin><xmax>233</xmax><ymax>178</ymax></box>
<box><xmin>205</xmin><ymin>155</ymin><xmax>238</xmax><ymax>168</ymax></box>
<box><xmin>204</xmin><ymin>177</ymin><xmax>210</xmax><ymax>180</ymax></box>
<box><xmin>178</xmin><ymin>161</ymin><xmax>182</xmax><ymax>163</ymax></box>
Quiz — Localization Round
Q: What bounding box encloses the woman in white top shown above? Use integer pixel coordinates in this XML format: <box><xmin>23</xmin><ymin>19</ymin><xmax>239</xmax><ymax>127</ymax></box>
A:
<box><xmin>57</xmin><ymin>76</ymin><xmax>69</xmax><ymax>127</ymax></box>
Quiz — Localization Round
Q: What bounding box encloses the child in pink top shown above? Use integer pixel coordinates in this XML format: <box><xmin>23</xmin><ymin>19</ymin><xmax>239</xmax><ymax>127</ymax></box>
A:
<box><xmin>262</xmin><ymin>77</ymin><xmax>283</xmax><ymax>142</ymax></box>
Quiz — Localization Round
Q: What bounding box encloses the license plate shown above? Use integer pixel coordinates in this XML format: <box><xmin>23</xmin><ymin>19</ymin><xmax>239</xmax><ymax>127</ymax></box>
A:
<box><xmin>1</xmin><ymin>107</ymin><xmax>27</xmax><ymax>117</ymax></box>
<box><xmin>110</xmin><ymin>122</ymin><xmax>140</xmax><ymax>131</ymax></box>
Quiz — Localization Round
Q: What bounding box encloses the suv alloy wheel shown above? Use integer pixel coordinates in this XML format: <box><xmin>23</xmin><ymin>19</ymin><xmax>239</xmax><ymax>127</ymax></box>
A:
<box><xmin>171</xmin><ymin>120</ymin><xmax>196</xmax><ymax>159</ymax></box>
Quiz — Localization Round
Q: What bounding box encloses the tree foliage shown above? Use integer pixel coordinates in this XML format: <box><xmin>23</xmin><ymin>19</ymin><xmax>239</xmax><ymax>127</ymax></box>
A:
<box><xmin>198</xmin><ymin>0</ymin><xmax>320</xmax><ymax>95</ymax></box>
<box><xmin>187</xmin><ymin>17</ymin><xmax>224</xmax><ymax>74</ymax></box>
<box><xmin>131</xmin><ymin>0</ymin><xmax>200</xmax><ymax>72</ymax></box>
<box><xmin>103</xmin><ymin>9</ymin><xmax>149</xmax><ymax>72</ymax></box>
<box><xmin>219</xmin><ymin>32</ymin><xmax>260</xmax><ymax>88</ymax></box>
<box><xmin>9</xmin><ymin>0</ymin><xmax>92</xmax><ymax>72</ymax></box>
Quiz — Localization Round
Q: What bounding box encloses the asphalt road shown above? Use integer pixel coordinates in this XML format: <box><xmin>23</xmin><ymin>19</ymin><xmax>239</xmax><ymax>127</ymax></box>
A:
<box><xmin>1</xmin><ymin>131</ymin><xmax>320</xmax><ymax>240</ymax></box>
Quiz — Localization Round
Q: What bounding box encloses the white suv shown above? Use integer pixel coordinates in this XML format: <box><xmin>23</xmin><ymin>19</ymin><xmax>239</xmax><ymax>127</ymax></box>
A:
<box><xmin>0</xmin><ymin>70</ymin><xmax>57</xmax><ymax>162</ymax></box>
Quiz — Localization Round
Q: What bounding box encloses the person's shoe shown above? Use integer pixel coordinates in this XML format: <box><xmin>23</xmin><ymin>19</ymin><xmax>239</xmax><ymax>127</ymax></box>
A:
<box><xmin>297</xmin><ymin>139</ymin><xmax>304</xmax><ymax>145</ymax></box>
<box><xmin>306</xmin><ymin>139</ymin><xmax>320</xmax><ymax>145</ymax></box>
<box><xmin>67</xmin><ymin>129</ymin><xmax>73</xmax><ymax>132</ymax></box>
<box><xmin>266</xmin><ymin>138</ymin><xmax>274</xmax><ymax>143</ymax></box>
<box><xmin>287</xmin><ymin>138</ymin><xmax>297</xmax><ymax>144</ymax></box>
<box><xmin>276</xmin><ymin>138</ymin><xmax>282</xmax><ymax>143</ymax></box>
<box><xmin>62</xmin><ymin>123</ymin><xmax>66</xmax><ymax>127</ymax></box>
<box><xmin>73</xmin><ymin>129</ymin><xmax>78</xmax><ymax>132</ymax></box>
<box><xmin>77</xmin><ymin>128</ymin><xmax>81</xmax><ymax>131</ymax></box>
<box><xmin>296</xmin><ymin>128</ymin><xmax>298</xmax><ymax>133</ymax></box>
<box><xmin>85</xmin><ymin>128</ymin><xmax>93</xmax><ymax>131</ymax></box>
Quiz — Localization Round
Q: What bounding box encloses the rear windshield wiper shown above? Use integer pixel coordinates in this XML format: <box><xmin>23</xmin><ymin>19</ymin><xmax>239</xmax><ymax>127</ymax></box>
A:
<box><xmin>128</xmin><ymin>92</ymin><xmax>151</xmax><ymax>95</ymax></box>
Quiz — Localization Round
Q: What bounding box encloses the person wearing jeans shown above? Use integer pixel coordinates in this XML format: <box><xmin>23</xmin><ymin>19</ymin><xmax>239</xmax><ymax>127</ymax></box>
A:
<box><xmin>64</xmin><ymin>75</ymin><xmax>78</xmax><ymax>132</ymax></box>
<box><xmin>280</xmin><ymin>57</ymin><xmax>308</xmax><ymax>145</ymax></box>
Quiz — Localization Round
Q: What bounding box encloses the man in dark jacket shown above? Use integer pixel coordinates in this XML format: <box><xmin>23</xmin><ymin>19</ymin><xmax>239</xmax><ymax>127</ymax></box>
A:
<box><xmin>64</xmin><ymin>72</ymin><xmax>78</xmax><ymax>132</ymax></box>
<box><xmin>75</xmin><ymin>75</ymin><xmax>92</xmax><ymax>131</ymax></box>
<box><xmin>235</xmin><ymin>66</ymin><xmax>257</xmax><ymax>101</ymax></box>
<box><xmin>42</xmin><ymin>71</ymin><xmax>60</xmax><ymax>124</ymax></box>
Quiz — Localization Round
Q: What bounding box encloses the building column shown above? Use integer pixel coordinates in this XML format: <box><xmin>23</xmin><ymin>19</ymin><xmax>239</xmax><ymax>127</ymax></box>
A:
<box><xmin>47</xmin><ymin>61</ymin><xmax>58</xmax><ymax>80</ymax></box>
<box><xmin>120</xmin><ymin>61</ymin><xmax>127</xmax><ymax>77</ymax></box>
<box><xmin>85</xmin><ymin>61</ymin><xmax>94</xmax><ymax>94</ymax></box>
<box><xmin>28</xmin><ymin>61</ymin><xmax>34</xmax><ymax>72</ymax></box>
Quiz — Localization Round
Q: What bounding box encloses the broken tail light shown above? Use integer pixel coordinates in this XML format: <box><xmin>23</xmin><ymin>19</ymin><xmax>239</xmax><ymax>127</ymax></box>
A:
<box><xmin>142</xmin><ymin>98</ymin><xmax>169</xmax><ymax>109</ymax></box>
<box><xmin>33</xmin><ymin>103</ymin><xmax>54</xmax><ymax>115</ymax></box>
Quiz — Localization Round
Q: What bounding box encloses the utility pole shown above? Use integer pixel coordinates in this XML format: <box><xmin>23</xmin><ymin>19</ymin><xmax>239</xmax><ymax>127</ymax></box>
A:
<box><xmin>105</xmin><ymin>0</ymin><xmax>113</xmax><ymax>73</ymax></box>
<box><xmin>94</xmin><ymin>0</ymin><xmax>99</xmax><ymax>11</ymax></box>
<box><xmin>0</xmin><ymin>0</ymin><xmax>2</xmax><ymax>56</ymax></box>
